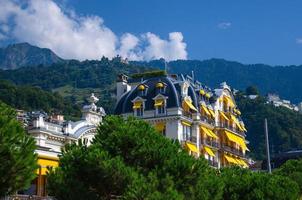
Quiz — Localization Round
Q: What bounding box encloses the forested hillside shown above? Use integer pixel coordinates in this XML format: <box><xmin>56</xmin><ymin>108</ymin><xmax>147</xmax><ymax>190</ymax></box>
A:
<box><xmin>132</xmin><ymin>59</ymin><xmax>302</xmax><ymax>103</ymax></box>
<box><xmin>236</xmin><ymin>93</ymin><xmax>302</xmax><ymax>160</ymax></box>
<box><xmin>0</xmin><ymin>57</ymin><xmax>152</xmax><ymax>113</ymax></box>
<box><xmin>0</xmin><ymin>80</ymin><xmax>81</xmax><ymax>119</ymax></box>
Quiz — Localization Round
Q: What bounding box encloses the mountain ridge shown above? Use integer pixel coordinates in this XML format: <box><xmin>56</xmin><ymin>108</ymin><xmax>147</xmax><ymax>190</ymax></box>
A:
<box><xmin>1</xmin><ymin>43</ymin><xmax>302</xmax><ymax>103</ymax></box>
<box><xmin>0</xmin><ymin>42</ymin><xmax>63</xmax><ymax>70</ymax></box>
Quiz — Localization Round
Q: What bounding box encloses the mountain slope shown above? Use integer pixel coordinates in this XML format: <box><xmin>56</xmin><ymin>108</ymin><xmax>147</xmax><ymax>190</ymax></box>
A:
<box><xmin>0</xmin><ymin>80</ymin><xmax>81</xmax><ymax>119</ymax></box>
<box><xmin>236</xmin><ymin>94</ymin><xmax>302</xmax><ymax>160</ymax></box>
<box><xmin>132</xmin><ymin>59</ymin><xmax>302</xmax><ymax>104</ymax></box>
<box><xmin>0</xmin><ymin>58</ymin><xmax>153</xmax><ymax>113</ymax></box>
<box><xmin>0</xmin><ymin>43</ymin><xmax>63</xmax><ymax>69</ymax></box>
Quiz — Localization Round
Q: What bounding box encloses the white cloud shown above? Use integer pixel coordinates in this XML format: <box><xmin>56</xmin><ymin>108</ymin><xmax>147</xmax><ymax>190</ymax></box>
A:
<box><xmin>296</xmin><ymin>38</ymin><xmax>302</xmax><ymax>44</ymax></box>
<box><xmin>142</xmin><ymin>32</ymin><xmax>187</xmax><ymax>61</ymax></box>
<box><xmin>217</xmin><ymin>22</ymin><xmax>232</xmax><ymax>29</ymax></box>
<box><xmin>118</xmin><ymin>33</ymin><xmax>142</xmax><ymax>60</ymax></box>
<box><xmin>0</xmin><ymin>0</ymin><xmax>188</xmax><ymax>61</ymax></box>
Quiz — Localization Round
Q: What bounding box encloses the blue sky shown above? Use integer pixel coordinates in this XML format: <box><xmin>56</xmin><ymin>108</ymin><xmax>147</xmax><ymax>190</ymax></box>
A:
<box><xmin>1</xmin><ymin>0</ymin><xmax>302</xmax><ymax>65</ymax></box>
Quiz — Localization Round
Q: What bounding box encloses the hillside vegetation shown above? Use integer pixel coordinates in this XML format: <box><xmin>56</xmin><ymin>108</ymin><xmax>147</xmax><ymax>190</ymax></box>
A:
<box><xmin>0</xmin><ymin>80</ymin><xmax>81</xmax><ymax>119</ymax></box>
<box><xmin>133</xmin><ymin>59</ymin><xmax>302</xmax><ymax>103</ymax></box>
<box><xmin>237</xmin><ymin>92</ymin><xmax>302</xmax><ymax>160</ymax></box>
<box><xmin>0</xmin><ymin>57</ymin><xmax>152</xmax><ymax>113</ymax></box>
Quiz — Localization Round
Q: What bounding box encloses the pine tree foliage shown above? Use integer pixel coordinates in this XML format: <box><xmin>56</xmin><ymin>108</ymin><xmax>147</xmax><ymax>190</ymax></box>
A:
<box><xmin>0</xmin><ymin>101</ymin><xmax>37</xmax><ymax>197</ymax></box>
<box><xmin>47</xmin><ymin>116</ymin><xmax>299</xmax><ymax>200</ymax></box>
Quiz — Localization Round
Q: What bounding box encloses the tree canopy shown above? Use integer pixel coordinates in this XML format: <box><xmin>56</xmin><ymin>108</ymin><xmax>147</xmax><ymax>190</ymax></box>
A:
<box><xmin>47</xmin><ymin>116</ymin><xmax>299</xmax><ymax>200</ymax></box>
<box><xmin>0</xmin><ymin>80</ymin><xmax>81</xmax><ymax>119</ymax></box>
<box><xmin>0</xmin><ymin>101</ymin><xmax>37</xmax><ymax>197</ymax></box>
<box><xmin>274</xmin><ymin>159</ymin><xmax>302</xmax><ymax>194</ymax></box>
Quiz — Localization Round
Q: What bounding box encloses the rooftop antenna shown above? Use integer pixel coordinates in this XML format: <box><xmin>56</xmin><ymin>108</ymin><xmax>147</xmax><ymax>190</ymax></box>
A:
<box><xmin>164</xmin><ymin>60</ymin><xmax>168</xmax><ymax>74</ymax></box>
<box><xmin>264</xmin><ymin>118</ymin><xmax>272</xmax><ymax>173</ymax></box>
<box><xmin>191</xmin><ymin>70</ymin><xmax>194</xmax><ymax>83</ymax></box>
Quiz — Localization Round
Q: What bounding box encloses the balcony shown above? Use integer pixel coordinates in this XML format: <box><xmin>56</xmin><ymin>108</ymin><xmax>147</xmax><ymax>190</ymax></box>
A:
<box><xmin>200</xmin><ymin>116</ymin><xmax>215</xmax><ymax>126</ymax></box>
<box><xmin>208</xmin><ymin>159</ymin><xmax>219</xmax><ymax>168</ymax></box>
<box><xmin>217</xmin><ymin>122</ymin><xmax>245</xmax><ymax>136</ymax></box>
<box><xmin>186</xmin><ymin>136</ymin><xmax>197</xmax><ymax>143</ymax></box>
<box><xmin>183</xmin><ymin>111</ymin><xmax>193</xmax><ymax>119</ymax></box>
<box><xmin>202</xmin><ymin>139</ymin><xmax>220</xmax><ymax>149</ymax></box>
<box><xmin>222</xmin><ymin>144</ymin><xmax>245</xmax><ymax>157</ymax></box>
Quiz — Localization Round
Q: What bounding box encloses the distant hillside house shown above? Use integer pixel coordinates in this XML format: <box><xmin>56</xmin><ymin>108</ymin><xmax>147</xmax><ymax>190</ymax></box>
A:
<box><xmin>19</xmin><ymin>93</ymin><xmax>105</xmax><ymax>197</ymax></box>
<box><xmin>267</xmin><ymin>93</ymin><xmax>299</xmax><ymax>112</ymax></box>
<box><xmin>114</xmin><ymin>73</ymin><xmax>249</xmax><ymax>168</ymax></box>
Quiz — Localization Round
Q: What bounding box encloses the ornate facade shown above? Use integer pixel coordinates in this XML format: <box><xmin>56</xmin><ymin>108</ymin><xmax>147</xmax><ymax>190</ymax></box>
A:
<box><xmin>115</xmin><ymin>73</ymin><xmax>249</xmax><ymax>168</ymax></box>
<box><xmin>21</xmin><ymin>93</ymin><xmax>105</xmax><ymax>196</ymax></box>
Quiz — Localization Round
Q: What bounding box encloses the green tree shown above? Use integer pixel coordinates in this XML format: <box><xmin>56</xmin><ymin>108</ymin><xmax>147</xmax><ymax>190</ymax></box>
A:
<box><xmin>0</xmin><ymin>101</ymin><xmax>37</xmax><ymax>197</ymax></box>
<box><xmin>220</xmin><ymin>166</ymin><xmax>299</xmax><ymax>200</ymax></box>
<box><xmin>245</xmin><ymin>86</ymin><xmax>259</xmax><ymax>95</ymax></box>
<box><xmin>48</xmin><ymin>116</ymin><xmax>223</xmax><ymax>199</ymax></box>
<box><xmin>274</xmin><ymin>159</ymin><xmax>302</xmax><ymax>194</ymax></box>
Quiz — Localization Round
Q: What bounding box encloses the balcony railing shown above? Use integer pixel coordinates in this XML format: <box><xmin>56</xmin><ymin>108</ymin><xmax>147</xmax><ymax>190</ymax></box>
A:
<box><xmin>217</xmin><ymin>123</ymin><xmax>245</xmax><ymax>136</ymax></box>
<box><xmin>187</xmin><ymin>136</ymin><xmax>197</xmax><ymax>143</ymax></box>
<box><xmin>200</xmin><ymin>116</ymin><xmax>215</xmax><ymax>126</ymax></box>
<box><xmin>202</xmin><ymin>139</ymin><xmax>220</xmax><ymax>148</ymax></box>
<box><xmin>183</xmin><ymin>111</ymin><xmax>193</xmax><ymax>119</ymax></box>
<box><xmin>208</xmin><ymin>159</ymin><xmax>219</xmax><ymax>168</ymax></box>
<box><xmin>222</xmin><ymin>144</ymin><xmax>245</xmax><ymax>157</ymax></box>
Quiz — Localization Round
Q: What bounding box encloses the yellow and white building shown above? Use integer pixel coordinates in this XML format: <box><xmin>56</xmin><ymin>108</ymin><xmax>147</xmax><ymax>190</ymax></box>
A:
<box><xmin>115</xmin><ymin>73</ymin><xmax>249</xmax><ymax>168</ymax></box>
<box><xmin>21</xmin><ymin>93</ymin><xmax>105</xmax><ymax>196</ymax></box>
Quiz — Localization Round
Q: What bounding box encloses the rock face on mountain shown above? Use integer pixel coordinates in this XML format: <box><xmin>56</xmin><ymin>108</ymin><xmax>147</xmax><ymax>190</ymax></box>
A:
<box><xmin>0</xmin><ymin>43</ymin><xmax>63</xmax><ymax>70</ymax></box>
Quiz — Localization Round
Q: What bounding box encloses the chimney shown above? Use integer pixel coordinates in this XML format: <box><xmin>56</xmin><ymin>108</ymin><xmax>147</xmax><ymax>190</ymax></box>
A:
<box><xmin>116</xmin><ymin>74</ymin><xmax>131</xmax><ymax>101</ymax></box>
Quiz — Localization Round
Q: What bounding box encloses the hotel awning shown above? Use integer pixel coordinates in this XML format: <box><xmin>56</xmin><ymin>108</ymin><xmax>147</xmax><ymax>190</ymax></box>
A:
<box><xmin>204</xmin><ymin>146</ymin><xmax>215</xmax><ymax>157</ymax></box>
<box><xmin>241</xmin><ymin>124</ymin><xmax>248</xmax><ymax>132</ymax></box>
<box><xmin>208</xmin><ymin>109</ymin><xmax>215</xmax><ymax>118</ymax></box>
<box><xmin>219</xmin><ymin>111</ymin><xmax>229</xmax><ymax>121</ymax></box>
<box><xmin>224</xmin><ymin>154</ymin><xmax>238</xmax><ymax>164</ymax></box>
<box><xmin>201</xmin><ymin>105</ymin><xmax>211</xmax><ymax>116</ymax></box>
<box><xmin>183</xmin><ymin>99</ymin><xmax>198</xmax><ymax>112</ymax></box>
<box><xmin>225</xmin><ymin>131</ymin><xmax>248</xmax><ymax>151</ymax></box>
<box><xmin>200</xmin><ymin>127</ymin><xmax>218</xmax><ymax>139</ymax></box>
<box><xmin>37</xmin><ymin>156</ymin><xmax>59</xmax><ymax>175</ymax></box>
<box><xmin>223</xmin><ymin>96</ymin><xmax>235</xmax><ymax>108</ymax></box>
<box><xmin>186</xmin><ymin>142</ymin><xmax>198</xmax><ymax>153</ymax></box>
<box><xmin>181</xmin><ymin>120</ymin><xmax>192</xmax><ymax>127</ymax></box>
<box><xmin>236</xmin><ymin>158</ymin><xmax>249</xmax><ymax>168</ymax></box>
<box><xmin>230</xmin><ymin>114</ymin><xmax>245</xmax><ymax>132</ymax></box>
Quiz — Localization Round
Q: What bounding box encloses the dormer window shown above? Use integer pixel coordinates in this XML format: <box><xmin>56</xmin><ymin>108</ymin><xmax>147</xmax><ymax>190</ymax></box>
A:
<box><xmin>137</xmin><ymin>84</ymin><xmax>147</xmax><ymax>96</ymax></box>
<box><xmin>154</xmin><ymin>99</ymin><xmax>166</xmax><ymax>115</ymax></box>
<box><xmin>199</xmin><ymin>89</ymin><xmax>205</xmax><ymax>96</ymax></box>
<box><xmin>156</xmin><ymin>82</ymin><xmax>166</xmax><ymax>94</ymax></box>
<box><xmin>133</xmin><ymin>101</ymin><xmax>144</xmax><ymax>117</ymax></box>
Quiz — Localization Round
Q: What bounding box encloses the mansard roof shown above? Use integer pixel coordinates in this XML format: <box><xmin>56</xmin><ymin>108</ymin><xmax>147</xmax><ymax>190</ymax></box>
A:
<box><xmin>114</xmin><ymin>74</ymin><xmax>216</xmax><ymax>114</ymax></box>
